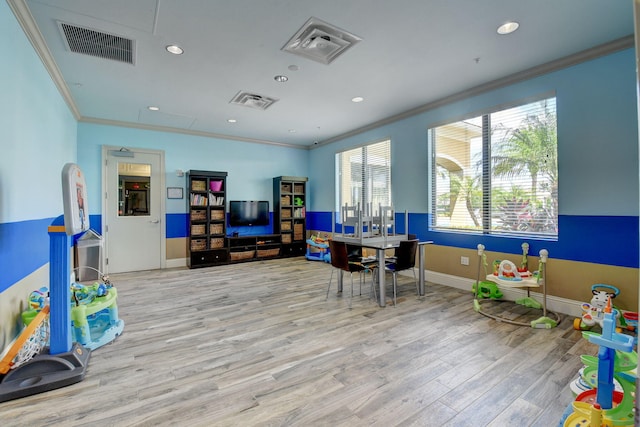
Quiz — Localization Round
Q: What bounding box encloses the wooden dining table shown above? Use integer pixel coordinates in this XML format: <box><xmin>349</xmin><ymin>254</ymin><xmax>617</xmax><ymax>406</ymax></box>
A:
<box><xmin>332</xmin><ymin>235</ymin><xmax>432</xmax><ymax>307</ymax></box>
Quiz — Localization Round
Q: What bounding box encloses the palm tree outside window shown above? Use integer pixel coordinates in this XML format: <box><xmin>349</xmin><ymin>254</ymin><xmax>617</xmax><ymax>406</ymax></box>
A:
<box><xmin>430</xmin><ymin>96</ymin><xmax>558</xmax><ymax>238</ymax></box>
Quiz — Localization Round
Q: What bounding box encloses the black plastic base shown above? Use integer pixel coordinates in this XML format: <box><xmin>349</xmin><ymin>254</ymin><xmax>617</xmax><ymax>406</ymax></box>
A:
<box><xmin>0</xmin><ymin>343</ymin><xmax>90</xmax><ymax>403</ymax></box>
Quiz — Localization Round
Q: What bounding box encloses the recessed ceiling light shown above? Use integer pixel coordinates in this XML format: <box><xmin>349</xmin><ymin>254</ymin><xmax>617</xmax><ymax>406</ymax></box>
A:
<box><xmin>166</xmin><ymin>45</ymin><xmax>184</xmax><ymax>55</ymax></box>
<box><xmin>497</xmin><ymin>21</ymin><xmax>519</xmax><ymax>35</ymax></box>
<box><xmin>351</xmin><ymin>96</ymin><xmax>364</xmax><ymax>103</ymax></box>
<box><xmin>148</xmin><ymin>106</ymin><xmax>159</xmax><ymax>111</ymax></box>
<box><xmin>274</xmin><ymin>75</ymin><xmax>289</xmax><ymax>83</ymax></box>
<box><xmin>227</xmin><ymin>118</ymin><xmax>237</xmax><ymax>123</ymax></box>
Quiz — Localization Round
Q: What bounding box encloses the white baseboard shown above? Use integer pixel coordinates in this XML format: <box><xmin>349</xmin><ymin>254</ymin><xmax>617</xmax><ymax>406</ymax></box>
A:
<box><xmin>423</xmin><ymin>270</ymin><xmax>583</xmax><ymax>318</ymax></box>
<box><xmin>166</xmin><ymin>258</ymin><xmax>187</xmax><ymax>269</ymax></box>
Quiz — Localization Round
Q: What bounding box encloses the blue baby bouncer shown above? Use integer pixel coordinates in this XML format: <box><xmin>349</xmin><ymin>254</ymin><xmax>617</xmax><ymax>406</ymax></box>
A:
<box><xmin>306</xmin><ymin>236</ymin><xmax>330</xmax><ymax>262</ymax></box>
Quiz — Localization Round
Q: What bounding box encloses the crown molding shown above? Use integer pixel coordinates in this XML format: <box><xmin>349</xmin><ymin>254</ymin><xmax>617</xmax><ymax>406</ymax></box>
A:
<box><xmin>80</xmin><ymin>117</ymin><xmax>308</xmax><ymax>150</ymax></box>
<box><xmin>7</xmin><ymin>0</ymin><xmax>81</xmax><ymax>120</ymax></box>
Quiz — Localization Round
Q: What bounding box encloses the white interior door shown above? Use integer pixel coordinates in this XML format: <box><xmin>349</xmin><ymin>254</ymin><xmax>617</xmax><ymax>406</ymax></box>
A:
<box><xmin>103</xmin><ymin>147</ymin><xmax>165</xmax><ymax>273</ymax></box>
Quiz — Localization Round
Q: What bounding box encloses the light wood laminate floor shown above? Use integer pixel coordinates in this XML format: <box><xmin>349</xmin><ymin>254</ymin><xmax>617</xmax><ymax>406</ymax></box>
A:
<box><xmin>1</xmin><ymin>257</ymin><xmax>594</xmax><ymax>426</ymax></box>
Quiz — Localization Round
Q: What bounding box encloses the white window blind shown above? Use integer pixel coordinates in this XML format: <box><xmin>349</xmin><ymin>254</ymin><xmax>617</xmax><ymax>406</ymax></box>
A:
<box><xmin>336</xmin><ymin>139</ymin><xmax>391</xmax><ymax>218</ymax></box>
<box><xmin>430</xmin><ymin>97</ymin><xmax>558</xmax><ymax>237</ymax></box>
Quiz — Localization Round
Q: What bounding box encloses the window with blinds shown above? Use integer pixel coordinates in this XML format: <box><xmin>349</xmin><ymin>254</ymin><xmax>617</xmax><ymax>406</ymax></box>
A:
<box><xmin>336</xmin><ymin>139</ymin><xmax>391</xmax><ymax>219</ymax></box>
<box><xmin>430</xmin><ymin>96</ymin><xmax>558</xmax><ymax>238</ymax></box>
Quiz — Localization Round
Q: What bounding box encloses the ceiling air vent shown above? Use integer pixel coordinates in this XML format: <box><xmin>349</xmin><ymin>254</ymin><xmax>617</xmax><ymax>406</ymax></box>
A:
<box><xmin>58</xmin><ymin>22</ymin><xmax>134</xmax><ymax>64</ymax></box>
<box><xmin>282</xmin><ymin>17</ymin><xmax>361</xmax><ymax>65</ymax></box>
<box><xmin>230</xmin><ymin>91</ymin><xmax>278</xmax><ymax>110</ymax></box>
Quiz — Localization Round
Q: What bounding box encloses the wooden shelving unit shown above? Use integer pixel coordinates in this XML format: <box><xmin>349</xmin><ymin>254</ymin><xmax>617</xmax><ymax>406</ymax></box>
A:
<box><xmin>273</xmin><ymin>176</ymin><xmax>308</xmax><ymax>257</ymax></box>
<box><xmin>187</xmin><ymin>170</ymin><xmax>228</xmax><ymax>268</ymax></box>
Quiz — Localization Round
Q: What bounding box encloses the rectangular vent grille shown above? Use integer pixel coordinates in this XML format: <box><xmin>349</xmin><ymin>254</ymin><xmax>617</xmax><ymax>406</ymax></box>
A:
<box><xmin>59</xmin><ymin>22</ymin><xmax>134</xmax><ymax>64</ymax></box>
<box><xmin>230</xmin><ymin>91</ymin><xmax>278</xmax><ymax>110</ymax></box>
<box><xmin>282</xmin><ymin>17</ymin><xmax>361</xmax><ymax>65</ymax></box>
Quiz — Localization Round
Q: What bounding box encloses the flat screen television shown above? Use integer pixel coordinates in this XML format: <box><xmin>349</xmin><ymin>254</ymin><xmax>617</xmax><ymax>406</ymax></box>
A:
<box><xmin>229</xmin><ymin>200</ymin><xmax>270</xmax><ymax>226</ymax></box>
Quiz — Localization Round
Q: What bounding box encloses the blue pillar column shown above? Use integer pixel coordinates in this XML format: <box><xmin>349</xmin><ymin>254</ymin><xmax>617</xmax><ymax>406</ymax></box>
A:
<box><xmin>48</xmin><ymin>215</ymin><xmax>72</xmax><ymax>355</ymax></box>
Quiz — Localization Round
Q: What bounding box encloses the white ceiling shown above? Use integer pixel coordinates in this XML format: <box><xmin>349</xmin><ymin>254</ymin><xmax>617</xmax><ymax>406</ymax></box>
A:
<box><xmin>12</xmin><ymin>0</ymin><xmax>635</xmax><ymax>148</ymax></box>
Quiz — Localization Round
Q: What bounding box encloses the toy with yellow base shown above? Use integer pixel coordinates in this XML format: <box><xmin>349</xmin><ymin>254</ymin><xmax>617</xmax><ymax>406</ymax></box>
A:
<box><xmin>561</xmin><ymin>298</ymin><xmax>636</xmax><ymax>426</ymax></box>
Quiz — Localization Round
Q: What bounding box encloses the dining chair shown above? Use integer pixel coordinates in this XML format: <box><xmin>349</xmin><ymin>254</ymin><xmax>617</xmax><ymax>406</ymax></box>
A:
<box><xmin>383</xmin><ymin>239</ymin><xmax>419</xmax><ymax>306</ymax></box>
<box><xmin>326</xmin><ymin>240</ymin><xmax>367</xmax><ymax>308</ymax></box>
<box><xmin>383</xmin><ymin>234</ymin><xmax>418</xmax><ymax>264</ymax></box>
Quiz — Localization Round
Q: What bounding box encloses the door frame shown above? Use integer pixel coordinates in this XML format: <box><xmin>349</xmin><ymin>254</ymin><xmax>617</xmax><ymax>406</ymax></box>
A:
<box><xmin>101</xmin><ymin>145</ymin><xmax>167</xmax><ymax>273</ymax></box>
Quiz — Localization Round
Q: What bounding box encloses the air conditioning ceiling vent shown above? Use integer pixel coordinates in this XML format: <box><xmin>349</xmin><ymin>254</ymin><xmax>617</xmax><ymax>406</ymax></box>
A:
<box><xmin>58</xmin><ymin>22</ymin><xmax>134</xmax><ymax>64</ymax></box>
<box><xmin>230</xmin><ymin>91</ymin><xmax>278</xmax><ymax>110</ymax></box>
<box><xmin>282</xmin><ymin>17</ymin><xmax>361</xmax><ymax>65</ymax></box>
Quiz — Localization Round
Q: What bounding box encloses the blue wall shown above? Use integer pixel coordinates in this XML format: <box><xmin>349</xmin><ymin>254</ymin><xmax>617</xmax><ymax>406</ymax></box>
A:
<box><xmin>308</xmin><ymin>48</ymin><xmax>639</xmax><ymax>268</ymax></box>
<box><xmin>0</xmin><ymin>1</ymin><xmax>78</xmax><ymax>293</ymax></box>
<box><xmin>76</xmin><ymin>123</ymin><xmax>310</xmax><ymax>238</ymax></box>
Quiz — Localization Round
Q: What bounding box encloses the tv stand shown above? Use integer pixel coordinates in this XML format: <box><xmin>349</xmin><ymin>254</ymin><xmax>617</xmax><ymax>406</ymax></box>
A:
<box><xmin>228</xmin><ymin>234</ymin><xmax>281</xmax><ymax>263</ymax></box>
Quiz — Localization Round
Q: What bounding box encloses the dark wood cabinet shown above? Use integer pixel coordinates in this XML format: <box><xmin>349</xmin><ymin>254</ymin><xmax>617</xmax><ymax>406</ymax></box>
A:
<box><xmin>187</xmin><ymin>170</ymin><xmax>228</xmax><ymax>268</ymax></box>
<box><xmin>273</xmin><ymin>176</ymin><xmax>308</xmax><ymax>257</ymax></box>
<box><xmin>228</xmin><ymin>234</ymin><xmax>281</xmax><ymax>263</ymax></box>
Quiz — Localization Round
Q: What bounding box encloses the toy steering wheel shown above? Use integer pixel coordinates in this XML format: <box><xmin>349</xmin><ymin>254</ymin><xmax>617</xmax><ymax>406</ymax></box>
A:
<box><xmin>591</xmin><ymin>284</ymin><xmax>620</xmax><ymax>297</ymax></box>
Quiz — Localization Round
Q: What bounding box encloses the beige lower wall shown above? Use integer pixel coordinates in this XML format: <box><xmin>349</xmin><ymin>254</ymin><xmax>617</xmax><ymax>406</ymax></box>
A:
<box><xmin>425</xmin><ymin>244</ymin><xmax>639</xmax><ymax>312</ymax></box>
<box><xmin>167</xmin><ymin>237</ymin><xmax>187</xmax><ymax>260</ymax></box>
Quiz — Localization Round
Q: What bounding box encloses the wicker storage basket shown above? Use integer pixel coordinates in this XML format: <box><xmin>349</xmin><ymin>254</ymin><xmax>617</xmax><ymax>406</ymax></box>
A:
<box><xmin>230</xmin><ymin>250</ymin><xmax>255</xmax><ymax>261</ymax></box>
<box><xmin>281</xmin><ymin>195</ymin><xmax>291</xmax><ymax>206</ymax></box>
<box><xmin>281</xmin><ymin>208</ymin><xmax>291</xmax><ymax>218</ymax></box>
<box><xmin>211</xmin><ymin>210</ymin><xmax>225</xmax><ymax>221</ymax></box>
<box><xmin>257</xmin><ymin>248</ymin><xmax>280</xmax><ymax>258</ymax></box>
<box><xmin>282</xmin><ymin>234</ymin><xmax>292</xmax><ymax>244</ymax></box>
<box><xmin>191</xmin><ymin>180</ymin><xmax>206</xmax><ymax>191</ymax></box>
<box><xmin>191</xmin><ymin>224</ymin><xmax>206</xmax><ymax>235</ymax></box>
<box><xmin>294</xmin><ymin>223</ymin><xmax>304</xmax><ymax>240</ymax></box>
<box><xmin>191</xmin><ymin>239</ymin><xmax>206</xmax><ymax>251</ymax></box>
<box><xmin>210</xmin><ymin>223</ymin><xmax>224</xmax><ymax>235</ymax></box>
<box><xmin>191</xmin><ymin>210</ymin><xmax>207</xmax><ymax>221</ymax></box>
<box><xmin>281</xmin><ymin>183</ymin><xmax>292</xmax><ymax>193</ymax></box>
<box><xmin>210</xmin><ymin>237</ymin><xmax>224</xmax><ymax>248</ymax></box>
<box><xmin>281</xmin><ymin>221</ymin><xmax>292</xmax><ymax>231</ymax></box>
<box><xmin>294</xmin><ymin>184</ymin><xmax>304</xmax><ymax>193</ymax></box>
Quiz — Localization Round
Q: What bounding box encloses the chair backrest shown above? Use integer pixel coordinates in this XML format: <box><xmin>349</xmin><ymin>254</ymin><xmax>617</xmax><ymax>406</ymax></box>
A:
<box><xmin>394</xmin><ymin>239</ymin><xmax>418</xmax><ymax>271</ymax></box>
<box><xmin>341</xmin><ymin>204</ymin><xmax>359</xmax><ymax>226</ymax></box>
<box><xmin>374</xmin><ymin>205</ymin><xmax>395</xmax><ymax>236</ymax></box>
<box><xmin>346</xmin><ymin>244</ymin><xmax>362</xmax><ymax>260</ymax></box>
<box><xmin>329</xmin><ymin>240</ymin><xmax>350</xmax><ymax>272</ymax></box>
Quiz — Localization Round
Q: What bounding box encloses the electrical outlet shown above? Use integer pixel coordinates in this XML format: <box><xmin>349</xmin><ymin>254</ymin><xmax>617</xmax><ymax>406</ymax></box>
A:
<box><xmin>460</xmin><ymin>256</ymin><xmax>470</xmax><ymax>266</ymax></box>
